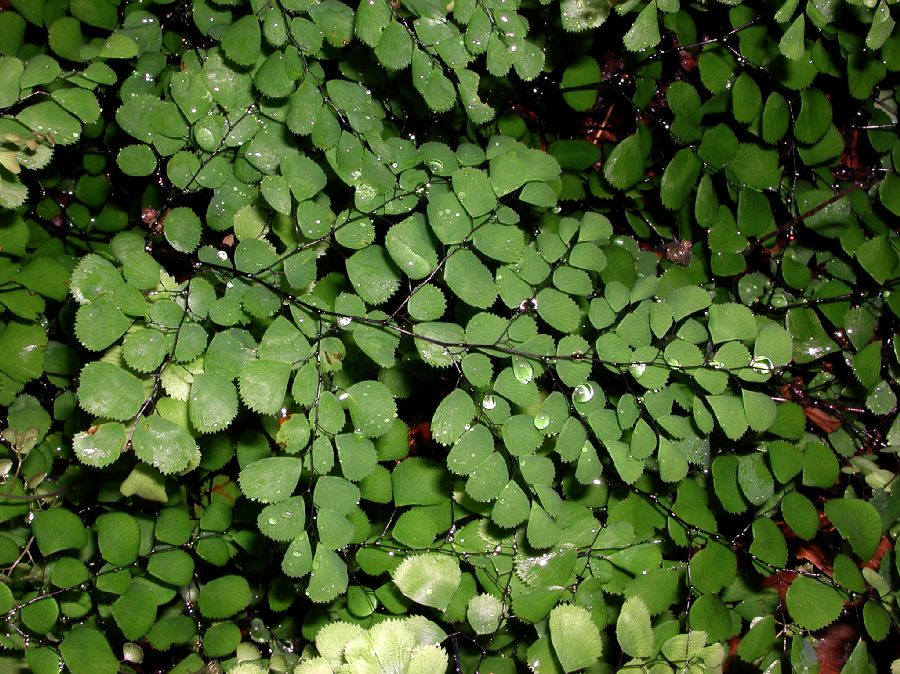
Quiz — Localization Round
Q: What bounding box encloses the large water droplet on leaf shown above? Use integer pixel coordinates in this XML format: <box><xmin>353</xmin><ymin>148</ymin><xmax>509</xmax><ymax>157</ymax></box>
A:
<box><xmin>513</xmin><ymin>358</ymin><xmax>533</xmax><ymax>384</ymax></box>
<box><xmin>573</xmin><ymin>384</ymin><xmax>594</xmax><ymax>403</ymax></box>
<box><xmin>749</xmin><ymin>355</ymin><xmax>773</xmax><ymax>375</ymax></box>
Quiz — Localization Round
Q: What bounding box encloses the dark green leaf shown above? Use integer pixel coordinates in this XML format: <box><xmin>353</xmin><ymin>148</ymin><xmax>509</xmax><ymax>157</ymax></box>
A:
<box><xmin>198</xmin><ymin>575</ymin><xmax>251</xmax><ymax>618</ymax></box>
<box><xmin>824</xmin><ymin>498</ymin><xmax>882</xmax><ymax>561</ymax></box>
<box><xmin>561</xmin><ymin>56</ymin><xmax>600</xmax><ymax>111</ymax></box>
<box><xmin>60</xmin><ymin>627</ymin><xmax>117</xmax><ymax>674</ymax></box>
<box><xmin>221</xmin><ymin>14</ymin><xmax>260</xmax><ymax>67</ymax></box>
<box><xmin>785</xmin><ymin>576</ymin><xmax>844</xmax><ymax>631</ymax></box>
<box><xmin>660</xmin><ymin>148</ymin><xmax>701</xmax><ymax>211</ymax></box>
<box><xmin>603</xmin><ymin>132</ymin><xmax>645</xmax><ymax>190</ymax></box>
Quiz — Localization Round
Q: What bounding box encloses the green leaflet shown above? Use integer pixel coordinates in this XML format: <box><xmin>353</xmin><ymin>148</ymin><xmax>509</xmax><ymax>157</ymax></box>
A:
<box><xmin>616</xmin><ymin>596</ymin><xmax>653</xmax><ymax>658</ymax></box>
<box><xmin>706</xmin><ymin>395</ymin><xmax>748</xmax><ymax>440</ymax></box>
<box><xmin>59</xmin><ymin>627</ymin><xmax>118</xmax><ymax>674</ymax></box>
<box><xmin>198</xmin><ymin>575</ymin><xmax>251</xmax><ymax>618</ymax></box>
<box><xmin>343</xmin><ymin>380</ymin><xmax>397</xmax><ymax>439</ymax></box>
<box><xmin>489</xmin><ymin>144</ymin><xmax>561</xmax><ymax>198</ymax></box>
<box><xmin>95</xmin><ymin>512</ymin><xmax>140</xmax><ymax>566</ymax></box>
<box><xmin>444</xmin><ymin>250</ymin><xmax>497</xmax><ymax>310</ymax></box>
<box><xmin>413</xmin><ymin>321</ymin><xmax>466</xmax><ymax>367</ymax></box>
<box><xmin>737</xmin><ymin>615</ymin><xmax>775</xmax><ymax>663</ymax></box>
<box><xmin>259</xmin><ymin>316</ymin><xmax>309</xmax><ymax>364</ymax></box>
<box><xmin>856</xmin><ymin>235</ymin><xmax>898</xmax><ymax>284</ymax></box>
<box><xmin>456</xmin><ymin>69</ymin><xmax>494</xmax><ymax>124</ymax></box>
<box><xmin>335</xmin><ymin>432</ymin><xmax>377</xmax><ymax>481</ymax></box>
<box><xmin>785</xmin><ymin>576</ymin><xmax>845</xmax><ymax>631</ymax></box>
<box><xmin>428</xmin><ymin>190</ymin><xmax>472</xmax><ymax>244</ymax></box>
<box><xmin>730</xmin><ymin>143</ymin><xmax>781</xmax><ymax>190</ymax></box>
<box><xmin>391</xmin><ymin>554</ymin><xmax>461</xmax><ymax>611</ymax></box>
<box><xmin>375</xmin><ymin>20</ymin><xmax>413</xmax><ymax>70</ymax></box>
<box><xmin>737</xmin><ymin>453</ymin><xmax>774</xmax><ymax>505</ymax></box>
<box><xmin>707</xmin><ymin>303</ymin><xmax>757</xmax><ymax>344</ymax></box>
<box><xmin>491</xmin><ymin>480</ymin><xmax>530</xmax><ymax>527</ymax></box>
<box><xmin>779</xmin><ymin>14</ymin><xmax>805</xmax><ymax>61</ymax></box>
<box><xmin>689</xmin><ymin>541</ymin><xmax>737</xmax><ymax>594</ymax></box>
<box><xmin>660</xmin><ymin>148</ymin><xmax>701</xmax><ymax>211</ymax></box>
<box><xmin>74</xmin><ymin>299</ymin><xmax>132</xmax><ymax>351</ymax></box>
<box><xmin>32</xmin><ymin>508</ymin><xmax>87</xmax><ymax>556</ymax></box>
<box><xmin>239</xmin><ymin>457</ymin><xmax>303</xmax><ymax>503</ymax></box>
<box><xmin>76</xmin><ymin>362</ymin><xmax>144</xmax><ymax>421</ymax></box>
<box><xmin>314</xmin><ymin>476</ymin><xmax>360</xmax><ymax>514</ymax></box>
<box><xmin>448</xmin><ymin>424</ymin><xmax>494</xmax><ymax>474</ymax></box>
<box><xmin>781</xmin><ymin>491</ymin><xmax>819</xmax><ymax>540</ymax></box>
<box><xmin>164</xmin><ymin>208</ymin><xmax>202</xmax><ymax>253</ymax></box>
<box><xmin>623</xmin><ymin>1</ymin><xmax>660</xmax><ymax>53</ymax></box>
<box><xmin>561</xmin><ymin>56</ymin><xmax>600</xmax><ymax>111</ymax></box>
<box><xmin>347</xmin><ymin>246</ymin><xmax>402</xmax><ymax>305</ymax></box>
<box><xmin>467</xmin><ymin>594</ymin><xmax>503</xmax><ymax>635</ymax></box>
<box><xmin>466</xmin><ymin>452</ymin><xmax>509</xmax><ymax>502</ymax></box>
<box><xmin>147</xmin><ymin>549</ymin><xmax>195</xmax><ymax>586</ymax></box>
<box><xmin>750</xmin><ymin>517</ymin><xmax>787</xmax><ymax>570</ymax></box>
<box><xmin>190</xmin><ymin>372</ymin><xmax>238</xmax><ymax>434</ymax></box>
<box><xmin>73</xmin><ymin>422</ymin><xmax>126</xmax><ymax>468</ymax></box>
<box><xmin>238</xmin><ymin>359</ymin><xmax>291</xmax><ymax>415</ymax></box>
<box><xmin>561</xmin><ymin>0</ymin><xmax>609</xmax><ymax>32</ymax></box>
<box><xmin>132</xmin><ymin>415</ymin><xmax>199</xmax><ymax>475</ymax></box>
<box><xmin>824</xmin><ymin>498</ymin><xmax>882</xmax><ymax>561</ymax></box>
<box><xmin>0</xmin><ymin>57</ymin><xmax>24</xmax><ymax>108</ymax></box>
<box><xmin>112</xmin><ymin>582</ymin><xmax>157</xmax><ymax>640</ymax></box>
<box><xmin>603</xmin><ymin>132</ymin><xmax>646</xmax><ymax>190</ymax></box>
<box><xmin>282</xmin><ymin>533</ymin><xmax>313</xmax><ymax>579</ymax></box>
<box><xmin>732</xmin><ymin>73</ymin><xmax>762</xmax><ymax>125</ymax></box>
<box><xmin>120</xmin><ymin>464</ymin><xmax>168</xmax><ymax>503</ymax></box>
<box><xmin>550</xmin><ymin>604</ymin><xmax>603</xmax><ymax>672</ymax></box>
<box><xmin>536</xmin><ymin>288</ymin><xmax>580</xmax><ymax>333</ymax></box>
<box><xmin>452</xmin><ymin>167</ymin><xmax>497</xmax><ymax>217</ymax></box>
<box><xmin>385</xmin><ymin>214</ymin><xmax>438</xmax><ymax>280</ymax></box>
<box><xmin>202</xmin><ymin>622</ymin><xmax>241</xmax><ymax>658</ymax></box>
<box><xmin>17</xmin><ymin>101</ymin><xmax>82</xmax><ymax>146</ymax></box>
<box><xmin>221</xmin><ymin>15</ymin><xmax>260</xmax><ymax>67</ymax></box>
<box><xmin>431</xmin><ymin>389</ymin><xmax>477</xmax><ymax>446</ymax></box>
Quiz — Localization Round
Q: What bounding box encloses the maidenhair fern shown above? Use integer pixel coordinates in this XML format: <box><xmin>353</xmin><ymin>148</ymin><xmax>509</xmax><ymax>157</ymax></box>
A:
<box><xmin>0</xmin><ymin>0</ymin><xmax>898</xmax><ymax>672</ymax></box>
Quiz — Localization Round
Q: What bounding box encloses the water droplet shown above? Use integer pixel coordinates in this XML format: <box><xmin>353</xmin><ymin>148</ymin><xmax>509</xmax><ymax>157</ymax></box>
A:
<box><xmin>534</xmin><ymin>412</ymin><xmax>550</xmax><ymax>430</ymax></box>
<box><xmin>482</xmin><ymin>395</ymin><xmax>497</xmax><ymax>410</ymax></box>
<box><xmin>337</xmin><ymin>316</ymin><xmax>352</xmax><ymax>327</ymax></box>
<box><xmin>749</xmin><ymin>355</ymin><xmax>774</xmax><ymax>375</ymax></box>
<box><xmin>268</xmin><ymin>517</ymin><xmax>277</xmax><ymax>525</ymax></box>
<box><xmin>573</xmin><ymin>383</ymin><xmax>594</xmax><ymax>403</ymax></box>
<box><xmin>513</xmin><ymin>358</ymin><xmax>533</xmax><ymax>384</ymax></box>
